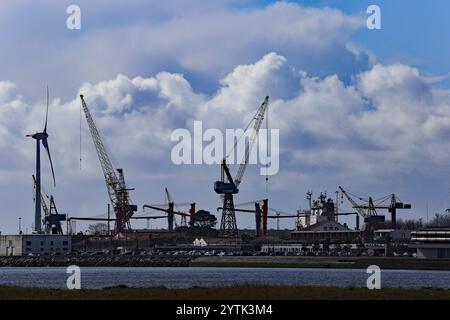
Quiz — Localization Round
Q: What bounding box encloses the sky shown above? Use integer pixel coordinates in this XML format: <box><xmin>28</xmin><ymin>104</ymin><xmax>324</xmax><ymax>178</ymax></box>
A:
<box><xmin>0</xmin><ymin>0</ymin><xmax>450</xmax><ymax>233</ymax></box>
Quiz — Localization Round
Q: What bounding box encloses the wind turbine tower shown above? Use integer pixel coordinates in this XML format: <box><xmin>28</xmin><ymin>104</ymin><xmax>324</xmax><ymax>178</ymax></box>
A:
<box><xmin>27</xmin><ymin>87</ymin><xmax>56</xmax><ymax>233</ymax></box>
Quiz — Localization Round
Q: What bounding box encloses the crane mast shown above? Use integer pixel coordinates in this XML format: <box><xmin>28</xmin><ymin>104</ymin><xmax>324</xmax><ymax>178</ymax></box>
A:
<box><xmin>33</xmin><ymin>174</ymin><xmax>49</xmax><ymax>218</ymax></box>
<box><xmin>80</xmin><ymin>95</ymin><xmax>136</xmax><ymax>234</ymax></box>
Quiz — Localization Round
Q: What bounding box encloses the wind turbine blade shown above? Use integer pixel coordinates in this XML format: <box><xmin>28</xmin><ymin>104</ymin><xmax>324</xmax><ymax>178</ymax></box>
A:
<box><xmin>42</xmin><ymin>138</ymin><xmax>56</xmax><ymax>187</ymax></box>
<box><xmin>44</xmin><ymin>86</ymin><xmax>49</xmax><ymax>133</ymax></box>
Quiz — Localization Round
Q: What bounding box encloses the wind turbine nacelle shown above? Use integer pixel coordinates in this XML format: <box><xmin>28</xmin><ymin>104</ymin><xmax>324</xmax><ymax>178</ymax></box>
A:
<box><xmin>214</xmin><ymin>181</ymin><xmax>239</xmax><ymax>194</ymax></box>
<box><xmin>31</xmin><ymin>132</ymin><xmax>48</xmax><ymax>140</ymax></box>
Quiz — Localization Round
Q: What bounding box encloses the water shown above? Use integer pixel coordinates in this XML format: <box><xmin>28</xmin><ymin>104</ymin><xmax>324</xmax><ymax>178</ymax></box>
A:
<box><xmin>0</xmin><ymin>267</ymin><xmax>449</xmax><ymax>289</ymax></box>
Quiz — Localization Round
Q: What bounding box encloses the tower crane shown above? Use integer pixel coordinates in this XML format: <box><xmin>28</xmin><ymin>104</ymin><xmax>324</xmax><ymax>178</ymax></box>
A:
<box><xmin>339</xmin><ymin>186</ymin><xmax>384</xmax><ymax>231</ymax></box>
<box><xmin>339</xmin><ymin>186</ymin><xmax>411</xmax><ymax>229</ymax></box>
<box><xmin>214</xmin><ymin>96</ymin><xmax>269</xmax><ymax>237</ymax></box>
<box><xmin>32</xmin><ymin>175</ymin><xmax>66</xmax><ymax>234</ymax></box>
<box><xmin>142</xmin><ymin>187</ymin><xmax>196</xmax><ymax>231</ymax></box>
<box><xmin>217</xmin><ymin>199</ymin><xmax>268</xmax><ymax>237</ymax></box>
<box><xmin>165</xmin><ymin>187</ymin><xmax>188</xmax><ymax>228</ymax></box>
<box><xmin>142</xmin><ymin>203</ymin><xmax>193</xmax><ymax>232</ymax></box>
<box><xmin>165</xmin><ymin>187</ymin><xmax>177</xmax><ymax>228</ymax></box>
<box><xmin>339</xmin><ymin>186</ymin><xmax>369</xmax><ymax>221</ymax></box>
<box><xmin>80</xmin><ymin>95</ymin><xmax>137</xmax><ymax>235</ymax></box>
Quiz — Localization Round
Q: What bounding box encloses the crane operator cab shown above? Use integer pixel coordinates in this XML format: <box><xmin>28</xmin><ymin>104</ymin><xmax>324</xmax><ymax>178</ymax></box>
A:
<box><xmin>214</xmin><ymin>181</ymin><xmax>239</xmax><ymax>194</ymax></box>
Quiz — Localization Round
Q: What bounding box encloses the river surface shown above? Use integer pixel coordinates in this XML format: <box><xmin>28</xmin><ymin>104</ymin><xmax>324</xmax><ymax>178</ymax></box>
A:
<box><xmin>0</xmin><ymin>267</ymin><xmax>449</xmax><ymax>289</ymax></box>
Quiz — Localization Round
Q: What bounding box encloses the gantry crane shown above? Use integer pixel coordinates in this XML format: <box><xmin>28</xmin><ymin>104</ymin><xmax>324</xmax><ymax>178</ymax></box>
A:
<box><xmin>214</xmin><ymin>96</ymin><xmax>269</xmax><ymax>237</ymax></box>
<box><xmin>80</xmin><ymin>95</ymin><xmax>137</xmax><ymax>235</ymax></box>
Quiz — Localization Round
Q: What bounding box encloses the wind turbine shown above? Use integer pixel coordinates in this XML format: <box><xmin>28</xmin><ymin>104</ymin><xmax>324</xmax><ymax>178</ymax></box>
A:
<box><xmin>27</xmin><ymin>87</ymin><xmax>56</xmax><ymax>233</ymax></box>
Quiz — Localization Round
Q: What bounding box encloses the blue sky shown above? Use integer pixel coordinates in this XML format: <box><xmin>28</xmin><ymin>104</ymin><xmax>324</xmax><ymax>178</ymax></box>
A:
<box><xmin>253</xmin><ymin>0</ymin><xmax>450</xmax><ymax>86</ymax></box>
<box><xmin>0</xmin><ymin>1</ymin><xmax>449</xmax><ymax>233</ymax></box>
<box><xmin>296</xmin><ymin>0</ymin><xmax>450</xmax><ymax>83</ymax></box>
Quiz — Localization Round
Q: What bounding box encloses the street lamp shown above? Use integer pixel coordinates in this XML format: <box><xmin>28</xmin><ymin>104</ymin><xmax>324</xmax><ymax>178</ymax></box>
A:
<box><xmin>19</xmin><ymin>217</ymin><xmax>22</xmax><ymax>235</ymax></box>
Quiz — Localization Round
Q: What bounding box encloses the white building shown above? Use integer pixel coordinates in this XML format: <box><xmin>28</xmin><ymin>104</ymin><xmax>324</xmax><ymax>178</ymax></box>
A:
<box><xmin>0</xmin><ymin>235</ymin><xmax>71</xmax><ymax>256</ymax></box>
<box><xmin>193</xmin><ymin>238</ymin><xmax>208</xmax><ymax>247</ymax></box>
<box><xmin>374</xmin><ymin>229</ymin><xmax>411</xmax><ymax>242</ymax></box>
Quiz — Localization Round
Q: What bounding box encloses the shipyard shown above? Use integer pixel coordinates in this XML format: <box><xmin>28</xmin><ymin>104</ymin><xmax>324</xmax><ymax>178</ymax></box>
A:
<box><xmin>1</xmin><ymin>92</ymin><xmax>448</xmax><ymax>268</ymax></box>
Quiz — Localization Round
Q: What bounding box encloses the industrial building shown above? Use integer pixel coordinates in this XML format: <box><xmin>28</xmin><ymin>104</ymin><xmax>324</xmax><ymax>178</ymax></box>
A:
<box><xmin>410</xmin><ymin>228</ymin><xmax>450</xmax><ymax>259</ymax></box>
<box><xmin>0</xmin><ymin>235</ymin><xmax>71</xmax><ymax>256</ymax></box>
<box><xmin>291</xmin><ymin>219</ymin><xmax>361</xmax><ymax>243</ymax></box>
<box><xmin>261</xmin><ymin>244</ymin><xmax>306</xmax><ymax>254</ymax></box>
<box><xmin>374</xmin><ymin>229</ymin><xmax>411</xmax><ymax>242</ymax></box>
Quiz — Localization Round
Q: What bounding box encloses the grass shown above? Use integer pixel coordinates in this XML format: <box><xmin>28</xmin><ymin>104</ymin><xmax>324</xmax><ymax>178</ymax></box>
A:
<box><xmin>0</xmin><ymin>285</ymin><xmax>449</xmax><ymax>300</ymax></box>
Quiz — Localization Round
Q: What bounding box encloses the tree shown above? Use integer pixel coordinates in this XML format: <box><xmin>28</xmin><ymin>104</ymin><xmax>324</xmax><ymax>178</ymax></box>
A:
<box><xmin>428</xmin><ymin>212</ymin><xmax>450</xmax><ymax>227</ymax></box>
<box><xmin>191</xmin><ymin>210</ymin><xmax>217</xmax><ymax>228</ymax></box>
<box><xmin>399</xmin><ymin>218</ymin><xmax>425</xmax><ymax>230</ymax></box>
<box><xmin>87</xmin><ymin>223</ymin><xmax>108</xmax><ymax>235</ymax></box>
<box><xmin>187</xmin><ymin>210</ymin><xmax>218</xmax><ymax>237</ymax></box>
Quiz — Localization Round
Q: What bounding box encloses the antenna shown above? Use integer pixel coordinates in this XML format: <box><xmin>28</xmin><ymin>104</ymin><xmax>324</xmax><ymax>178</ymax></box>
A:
<box><xmin>265</xmin><ymin>97</ymin><xmax>269</xmax><ymax>193</ymax></box>
<box><xmin>79</xmin><ymin>99</ymin><xmax>82</xmax><ymax>170</ymax></box>
<box><xmin>447</xmin><ymin>187</ymin><xmax>450</xmax><ymax>212</ymax></box>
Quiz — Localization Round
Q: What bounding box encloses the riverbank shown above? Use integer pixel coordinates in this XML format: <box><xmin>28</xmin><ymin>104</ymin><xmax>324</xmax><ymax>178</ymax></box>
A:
<box><xmin>0</xmin><ymin>256</ymin><xmax>190</xmax><ymax>267</ymax></box>
<box><xmin>190</xmin><ymin>256</ymin><xmax>450</xmax><ymax>270</ymax></box>
<box><xmin>0</xmin><ymin>255</ymin><xmax>449</xmax><ymax>270</ymax></box>
<box><xmin>0</xmin><ymin>284</ymin><xmax>449</xmax><ymax>300</ymax></box>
